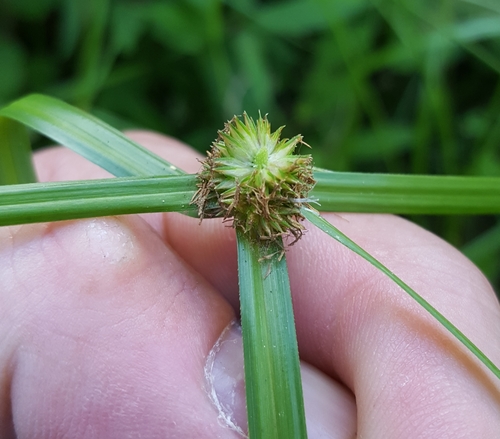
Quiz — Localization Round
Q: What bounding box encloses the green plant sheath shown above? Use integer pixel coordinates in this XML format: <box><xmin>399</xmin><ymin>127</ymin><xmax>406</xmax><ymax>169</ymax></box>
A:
<box><xmin>237</xmin><ymin>231</ymin><xmax>307</xmax><ymax>439</ymax></box>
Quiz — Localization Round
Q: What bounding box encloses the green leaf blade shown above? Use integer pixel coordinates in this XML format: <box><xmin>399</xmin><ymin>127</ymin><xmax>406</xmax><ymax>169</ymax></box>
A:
<box><xmin>0</xmin><ymin>94</ymin><xmax>183</xmax><ymax>178</ymax></box>
<box><xmin>312</xmin><ymin>170</ymin><xmax>500</xmax><ymax>214</ymax></box>
<box><xmin>0</xmin><ymin>116</ymin><xmax>37</xmax><ymax>185</ymax></box>
<box><xmin>237</xmin><ymin>232</ymin><xmax>307</xmax><ymax>439</ymax></box>
<box><xmin>302</xmin><ymin>207</ymin><xmax>500</xmax><ymax>381</ymax></box>
<box><xmin>0</xmin><ymin>175</ymin><xmax>197</xmax><ymax>226</ymax></box>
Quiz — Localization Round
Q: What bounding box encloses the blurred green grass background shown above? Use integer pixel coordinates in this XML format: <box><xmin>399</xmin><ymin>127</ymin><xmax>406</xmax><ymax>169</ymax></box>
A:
<box><xmin>1</xmin><ymin>0</ymin><xmax>500</xmax><ymax>289</ymax></box>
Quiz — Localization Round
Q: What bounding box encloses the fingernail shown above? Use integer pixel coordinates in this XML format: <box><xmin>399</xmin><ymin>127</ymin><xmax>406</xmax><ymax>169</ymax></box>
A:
<box><xmin>205</xmin><ymin>321</ymin><xmax>247</xmax><ymax>437</ymax></box>
<box><xmin>206</xmin><ymin>322</ymin><xmax>356</xmax><ymax>438</ymax></box>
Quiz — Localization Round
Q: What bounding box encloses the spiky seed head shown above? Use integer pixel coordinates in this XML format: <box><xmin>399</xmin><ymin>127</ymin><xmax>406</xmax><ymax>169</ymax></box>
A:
<box><xmin>191</xmin><ymin>113</ymin><xmax>315</xmax><ymax>245</ymax></box>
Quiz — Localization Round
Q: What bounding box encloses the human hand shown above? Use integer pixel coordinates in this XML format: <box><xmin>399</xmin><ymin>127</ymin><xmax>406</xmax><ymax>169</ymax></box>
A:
<box><xmin>1</xmin><ymin>131</ymin><xmax>499</xmax><ymax>438</ymax></box>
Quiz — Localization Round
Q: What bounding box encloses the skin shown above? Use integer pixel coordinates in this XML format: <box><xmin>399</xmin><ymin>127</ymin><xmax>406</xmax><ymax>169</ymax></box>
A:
<box><xmin>1</xmin><ymin>130</ymin><xmax>499</xmax><ymax>438</ymax></box>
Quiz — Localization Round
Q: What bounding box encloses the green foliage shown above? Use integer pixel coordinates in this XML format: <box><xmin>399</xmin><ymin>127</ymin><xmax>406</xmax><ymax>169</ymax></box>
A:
<box><xmin>1</xmin><ymin>0</ymin><xmax>499</xmax><ymax>286</ymax></box>
<box><xmin>0</xmin><ymin>117</ymin><xmax>36</xmax><ymax>184</ymax></box>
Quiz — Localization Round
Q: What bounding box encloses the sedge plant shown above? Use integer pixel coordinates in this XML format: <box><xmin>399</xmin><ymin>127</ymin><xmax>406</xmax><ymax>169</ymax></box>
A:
<box><xmin>1</xmin><ymin>94</ymin><xmax>500</xmax><ymax>438</ymax></box>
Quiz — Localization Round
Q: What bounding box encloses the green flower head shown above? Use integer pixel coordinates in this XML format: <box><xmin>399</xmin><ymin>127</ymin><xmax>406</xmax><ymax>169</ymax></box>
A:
<box><xmin>192</xmin><ymin>113</ymin><xmax>315</xmax><ymax>245</ymax></box>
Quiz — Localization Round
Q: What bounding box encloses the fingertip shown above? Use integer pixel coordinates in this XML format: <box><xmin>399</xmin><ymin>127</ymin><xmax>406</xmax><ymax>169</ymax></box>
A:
<box><xmin>34</xmin><ymin>145</ymin><xmax>111</xmax><ymax>182</ymax></box>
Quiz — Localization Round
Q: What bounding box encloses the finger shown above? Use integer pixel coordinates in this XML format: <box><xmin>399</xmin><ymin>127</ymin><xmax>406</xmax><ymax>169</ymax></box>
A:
<box><xmin>30</xmin><ymin>131</ymin><xmax>358</xmax><ymax>436</ymax></box>
<box><xmin>34</xmin><ymin>131</ymin><xmax>500</xmax><ymax>435</ymax></box>
<box><xmin>126</xmin><ymin>132</ymin><xmax>500</xmax><ymax>435</ymax></box>
<box><xmin>132</xmin><ymin>133</ymin><xmax>500</xmax><ymax>435</ymax></box>
<box><xmin>126</xmin><ymin>132</ymin><xmax>238</xmax><ymax>305</ymax></box>
<box><xmin>169</xmin><ymin>205</ymin><xmax>500</xmax><ymax>437</ymax></box>
<box><xmin>0</xmin><ymin>215</ymin><xmax>239</xmax><ymax>438</ymax></box>
<box><xmin>170</xmin><ymin>210</ymin><xmax>500</xmax><ymax>436</ymax></box>
<box><xmin>288</xmin><ymin>213</ymin><xmax>500</xmax><ymax>437</ymax></box>
<box><xmin>153</xmin><ymin>148</ymin><xmax>500</xmax><ymax>436</ymax></box>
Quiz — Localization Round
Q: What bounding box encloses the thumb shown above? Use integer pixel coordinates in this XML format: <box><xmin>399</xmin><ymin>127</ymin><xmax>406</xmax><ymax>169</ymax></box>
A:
<box><xmin>206</xmin><ymin>322</ymin><xmax>357</xmax><ymax>438</ymax></box>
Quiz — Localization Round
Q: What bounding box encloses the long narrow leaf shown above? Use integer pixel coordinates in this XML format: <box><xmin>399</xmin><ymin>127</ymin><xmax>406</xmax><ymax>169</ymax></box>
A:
<box><xmin>302</xmin><ymin>207</ymin><xmax>500</xmax><ymax>381</ymax></box>
<box><xmin>312</xmin><ymin>170</ymin><xmax>500</xmax><ymax>214</ymax></box>
<box><xmin>0</xmin><ymin>175</ymin><xmax>196</xmax><ymax>226</ymax></box>
<box><xmin>237</xmin><ymin>231</ymin><xmax>307</xmax><ymax>439</ymax></box>
<box><xmin>0</xmin><ymin>94</ymin><xmax>183</xmax><ymax>177</ymax></box>
<box><xmin>0</xmin><ymin>117</ymin><xmax>37</xmax><ymax>185</ymax></box>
